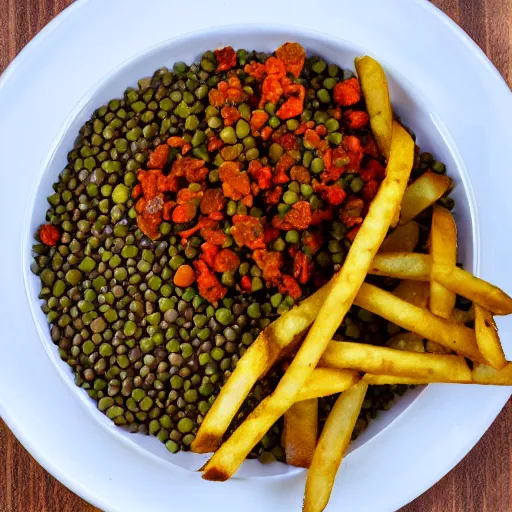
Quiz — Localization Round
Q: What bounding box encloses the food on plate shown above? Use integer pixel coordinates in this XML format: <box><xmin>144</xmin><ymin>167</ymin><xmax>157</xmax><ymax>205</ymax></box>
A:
<box><xmin>399</xmin><ymin>170</ymin><xmax>452</xmax><ymax>224</ymax></box>
<box><xmin>303</xmin><ymin>381</ymin><xmax>368</xmax><ymax>512</ymax></box>
<box><xmin>367</xmin><ymin>253</ymin><xmax>512</xmax><ymax>315</ymax></box>
<box><xmin>474</xmin><ymin>304</ymin><xmax>506</xmax><ymax>370</ymax></box>
<box><xmin>362</xmin><ymin>374</ymin><xmax>447</xmax><ymax>385</ymax></box>
<box><xmin>370</xmin><ymin>252</ymin><xmax>431</xmax><ymax>280</ymax></box>
<box><xmin>201</xmin><ymin>120</ymin><xmax>414</xmax><ymax>481</ymax></box>
<box><xmin>354</xmin><ymin>56</ymin><xmax>392</xmax><ymax>158</ymax></box>
<box><xmin>192</xmin><ymin>283</ymin><xmax>333</xmax><ymax>453</ymax></box>
<box><xmin>472</xmin><ymin>362</ymin><xmax>512</xmax><ymax>385</ymax></box>
<box><xmin>34</xmin><ymin>43</ymin><xmax>404</xmax><ymax>460</ymax></box>
<box><xmin>282</xmin><ymin>398</ymin><xmax>318</xmax><ymax>468</ymax></box>
<box><xmin>319</xmin><ymin>341</ymin><xmax>472</xmax><ymax>382</ymax></box>
<box><xmin>297</xmin><ymin>368</ymin><xmax>360</xmax><ymax>401</ymax></box>
<box><xmin>31</xmin><ymin>40</ymin><xmax>512</xmax><ymax>512</ymax></box>
<box><xmin>429</xmin><ymin>205</ymin><xmax>457</xmax><ymax>317</ymax></box>
<box><xmin>432</xmin><ymin>264</ymin><xmax>512</xmax><ymax>315</ymax></box>
<box><xmin>354</xmin><ymin>283</ymin><xmax>481</xmax><ymax>360</ymax></box>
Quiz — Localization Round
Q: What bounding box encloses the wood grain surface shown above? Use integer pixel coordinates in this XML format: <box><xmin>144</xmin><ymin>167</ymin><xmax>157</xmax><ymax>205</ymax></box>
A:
<box><xmin>0</xmin><ymin>1</ymin><xmax>511</xmax><ymax>511</ymax></box>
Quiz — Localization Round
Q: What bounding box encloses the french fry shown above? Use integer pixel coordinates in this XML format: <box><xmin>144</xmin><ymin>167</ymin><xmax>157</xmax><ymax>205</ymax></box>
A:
<box><xmin>429</xmin><ymin>206</ymin><xmax>457</xmax><ymax>318</ymax></box>
<box><xmin>201</xmin><ymin>122</ymin><xmax>414</xmax><ymax>481</ymax></box>
<box><xmin>297</xmin><ymin>368</ymin><xmax>361</xmax><ymax>401</ymax></box>
<box><xmin>474</xmin><ymin>304</ymin><xmax>506</xmax><ymax>370</ymax></box>
<box><xmin>362</xmin><ymin>374</ymin><xmax>452</xmax><ymax>385</ymax></box>
<box><xmin>370</xmin><ymin>252</ymin><xmax>431</xmax><ymax>281</ymax></box>
<box><xmin>390</xmin><ymin>207</ymin><xmax>401</xmax><ymax>229</ymax></box>
<box><xmin>432</xmin><ymin>263</ymin><xmax>512</xmax><ymax>315</ymax></box>
<box><xmin>319</xmin><ymin>341</ymin><xmax>471</xmax><ymax>382</ymax></box>
<box><xmin>472</xmin><ymin>362</ymin><xmax>512</xmax><ymax>385</ymax></box>
<box><xmin>399</xmin><ymin>171</ymin><xmax>452</xmax><ymax>225</ymax></box>
<box><xmin>282</xmin><ymin>399</ymin><xmax>318</xmax><ymax>468</ymax></box>
<box><xmin>379</xmin><ymin>221</ymin><xmax>420</xmax><ymax>253</ymax></box>
<box><xmin>392</xmin><ymin>280</ymin><xmax>430</xmax><ymax>308</ymax></box>
<box><xmin>364</xmin><ymin>368</ymin><xmax>512</xmax><ymax>386</ymax></box>
<box><xmin>355</xmin><ymin>56</ymin><xmax>393</xmax><ymax>158</ymax></box>
<box><xmin>354</xmin><ymin>283</ymin><xmax>483</xmax><ymax>361</ymax></box>
<box><xmin>191</xmin><ymin>284</ymin><xmax>332</xmax><ymax>453</ymax></box>
<box><xmin>386</xmin><ymin>332</ymin><xmax>425</xmax><ymax>352</ymax></box>
<box><xmin>370</xmin><ymin>254</ymin><xmax>512</xmax><ymax>317</ymax></box>
<box><xmin>303</xmin><ymin>382</ymin><xmax>368</xmax><ymax>512</ymax></box>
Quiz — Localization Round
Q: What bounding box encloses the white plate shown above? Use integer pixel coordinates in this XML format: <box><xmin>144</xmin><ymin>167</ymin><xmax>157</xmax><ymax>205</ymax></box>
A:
<box><xmin>0</xmin><ymin>0</ymin><xmax>511</xmax><ymax>511</ymax></box>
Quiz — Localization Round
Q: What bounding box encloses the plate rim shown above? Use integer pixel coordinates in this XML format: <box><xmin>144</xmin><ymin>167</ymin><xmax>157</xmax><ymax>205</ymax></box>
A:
<box><xmin>0</xmin><ymin>1</ymin><xmax>511</xmax><ymax>511</ymax></box>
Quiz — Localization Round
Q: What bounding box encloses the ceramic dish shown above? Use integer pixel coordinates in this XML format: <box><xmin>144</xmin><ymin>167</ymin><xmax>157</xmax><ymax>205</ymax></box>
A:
<box><xmin>0</xmin><ymin>1</ymin><xmax>511</xmax><ymax>511</ymax></box>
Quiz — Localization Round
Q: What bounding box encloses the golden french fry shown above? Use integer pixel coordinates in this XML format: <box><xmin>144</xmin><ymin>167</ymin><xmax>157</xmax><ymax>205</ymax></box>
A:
<box><xmin>303</xmin><ymin>382</ymin><xmax>368</xmax><ymax>512</ymax></box>
<box><xmin>282</xmin><ymin>399</ymin><xmax>318</xmax><ymax>468</ymax></box>
<box><xmin>379</xmin><ymin>221</ymin><xmax>420</xmax><ymax>253</ymax></box>
<box><xmin>201</xmin><ymin>122</ymin><xmax>414</xmax><ymax>481</ymax></box>
<box><xmin>392</xmin><ymin>280</ymin><xmax>430</xmax><ymax>308</ymax></box>
<box><xmin>191</xmin><ymin>284</ymin><xmax>332</xmax><ymax>453</ymax></box>
<box><xmin>390</xmin><ymin>207</ymin><xmax>401</xmax><ymax>229</ymax></box>
<box><xmin>451</xmin><ymin>305</ymin><xmax>475</xmax><ymax>325</ymax></box>
<box><xmin>399</xmin><ymin>171</ymin><xmax>452</xmax><ymax>225</ymax></box>
<box><xmin>386</xmin><ymin>332</ymin><xmax>425</xmax><ymax>352</ymax></box>
<box><xmin>319</xmin><ymin>341</ymin><xmax>471</xmax><ymax>382</ymax></box>
<box><xmin>370</xmin><ymin>252</ymin><xmax>430</xmax><ymax>281</ymax></box>
<box><xmin>369</xmin><ymin>253</ymin><xmax>512</xmax><ymax>317</ymax></box>
<box><xmin>474</xmin><ymin>304</ymin><xmax>506</xmax><ymax>370</ymax></box>
<box><xmin>425</xmin><ymin>340</ymin><xmax>453</xmax><ymax>354</ymax></box>
<box><xmin>362</xmin><ymin>374</ymin><xmax>450</xmax><ymax>385</ymax></box>
<box><xmin>429</xmin><ymin>206</ymin><xmax>457</xmax><ymax>318</ymax></box>
<box><xmin>472</xmin><ymin>362</ymin><xmax>512</xmax><ymax>385</ymax></box>
<box><xmin>432</xmin><ymin>263</ymin><xmax>512</xmax><ymax>316</ymax></box>
<box><xmin>354</xmin><ymin>283</ymin><xmax>482</xmax><ymax>361</ymax></box>
<box><xmin>355</xmin><ymin>56</ymin><xmax>393</xmax><ymax>158</ymax></box>
<box><xmin>297</xmin><ymin>368</ymin><xmax>361</xmax><ymax>401</ymax></box>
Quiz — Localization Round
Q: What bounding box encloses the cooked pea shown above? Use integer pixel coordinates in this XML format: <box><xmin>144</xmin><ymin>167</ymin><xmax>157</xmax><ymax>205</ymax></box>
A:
<box><xmin>323</xmin><ymin>77</ymin><xmax>337</xmax><ymax>90</ymax></box>
<box><xmin>247</xmin><ymin>303</ymin><xmax>261</xmax><ymax>319</ymax></box>
<box><xmin>317</xmin><ymin>251</ymin><xmax>331</xmax><ymax>267</ymax></box>
<box><xmin>283</xmin><ymin>191</ymin><xmax>298</xmax><ymax>205</ymax></box>
<box><xmin>215</xmin><ymin>308</ymin><xmax>234</xmax><ymax>325</ymax></box>
<box><xmin>285</xmin><ymin>230</ymin><xmax>300</xmax><ymax>244</ymax></box>
<box><xmin>269</xmin><ymin>143</ymin><xmax>283</xmax><ymax>162</ymax></box>
<box><xmin>220</xmin><ymin>126</ymin><xmax>237</xmax><ymax>144</ymax></box>
<box><xmin>300</xmin><ymin>184</ymin><xmax>313</xmax><ymax>198</ymax></box>
<box><xmin>268</xmin><ymin>116</ymin><xmax>280</xmax><ymax>129</ymax></box>
<box><xmin>325</xmin><ymin>118</ymin><xmax>339</xmax><ymax>132</ymax></box>
<box><xmin>286</xmin><ymin>119</ymin><xmax>300</xmax><ymax>131</ymax></box>
<box><xmin>317</xmin><ymin>89</ymin><xmax>330</xmax><ymax>103</ymax></box>
<box><xmin>177</xmin><ymin>418</ymin><xmax>194</xmax><ymax>433</ymax></box>
<box><xmin>328</xmin><ymin>64</ymin><xmax>339</xmax><ymax>77</ymax></box>
<box><xmin>273</xmin><ymin>238</ymin><xmax>286</xmax><ymax>251</ymax></box>
<box><xmin>311</xmin><ymin>158</ymin><xmax>325</xmax><ymax>173</ymax></box>
<box><xmin>245</xmin><ymin>148</ymin><xmax>259</xmax><ymax>160</ymax></box>
<box><xmin>432</xmin><ymin>161</ymin><xmax>446</xmax><ymax>173</ymax></box>
<box><xmin>235</xmin><ymin>119</ymin><xmax>250</xmax><ymax>139</ymax></box>
<box><xmin>350</xmin><ymin>177</ymin><xmax>364</xmax><ymax>193</ymax></box>
<box><xmin>312</xmin><ymin>60</ymin><xmax>327</xmax><ymax>74</ymax></box>
<box><xmin>303</xmin><ymin>151</ymin><xmax>313</xmax><ymax>168</ymax></box>
<box><xmin>327</xmin><ymin>132</ymin><xmax>343</xmax><ymax>145</ymax></box>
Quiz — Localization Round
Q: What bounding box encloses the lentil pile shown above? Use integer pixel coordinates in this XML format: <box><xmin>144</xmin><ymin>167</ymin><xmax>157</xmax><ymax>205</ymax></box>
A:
<box><xmin>32</xmin><ymin>42</ymin><xmax>452</xmax><ymax>462</ymax></box>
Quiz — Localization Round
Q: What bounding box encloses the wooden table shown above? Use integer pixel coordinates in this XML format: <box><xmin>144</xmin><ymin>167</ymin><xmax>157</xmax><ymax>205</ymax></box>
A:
<box><xmin>1</xmin><ymin>1</ymin><xmax>511</xmax><ymax>510</ymax></box>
